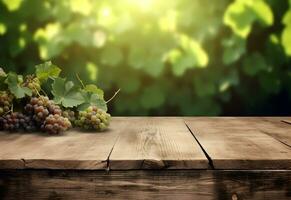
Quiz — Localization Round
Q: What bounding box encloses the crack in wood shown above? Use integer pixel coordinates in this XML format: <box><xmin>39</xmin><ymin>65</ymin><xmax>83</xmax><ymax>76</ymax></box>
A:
<box><xmin>260</xmin><ymin>130</ymin><xmax>291</xmax><ymax>149</ymax></box>
<box><xmin>107</xmin><ymin>135</ymin><xmax>120</xmax><ymax>171</ymax></box>
<box><xmin>184</xmin><ymin>121</ymin><xmax>215</xmax><ymax>169</ymax></box>
<box><xmin>281</xmin><ymin>120</ymin><xmax>291</xmax><ymax>126</ymax></box>
<box><xmin>20</xmin><ymin>158</ymin><xmax>26</xmax><ymax>168</ymax></box>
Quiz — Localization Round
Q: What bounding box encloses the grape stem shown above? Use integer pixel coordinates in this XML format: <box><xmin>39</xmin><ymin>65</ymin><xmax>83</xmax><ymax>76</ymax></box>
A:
<box><xmin>40</xmin><ymin>88</ymin><xmax>48</xmax><ymax>97</ymax></box>
<box><xmin>106</xmin><ymin>89</ymin><xmax>120</xmax><ymax>104</ymax></box>
<box><xmin>3</xmin><ymin>103</ymin><xmax>13</xmax><ymax>116</ymax></box>
<box><xmin>76</xmin><ymin>73</ymin><xmax>85</xmax><ymax>89</ymax></box>
<box><xmin>33</xmin><ymin>85</ymin><xmax>42</xmax><ymax>97</ymax></box>
<box><xmin>3</xmin><ymin>109</ymin><xmax>12</xmax><ymax>116</ymax></box>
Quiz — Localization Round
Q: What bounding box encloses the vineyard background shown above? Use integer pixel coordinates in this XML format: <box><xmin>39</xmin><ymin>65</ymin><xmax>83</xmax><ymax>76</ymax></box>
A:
<box><xmin>0</xmin><ymin>0</ymin><xmax>291</xmax><ymax>116</ymax></box>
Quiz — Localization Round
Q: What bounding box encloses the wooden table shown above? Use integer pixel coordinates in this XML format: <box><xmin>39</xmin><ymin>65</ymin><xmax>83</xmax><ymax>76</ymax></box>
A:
<box><xmin>0</xmin><ymin>117</ymin><xmax>290</xmax><ymax>199</ymax></box>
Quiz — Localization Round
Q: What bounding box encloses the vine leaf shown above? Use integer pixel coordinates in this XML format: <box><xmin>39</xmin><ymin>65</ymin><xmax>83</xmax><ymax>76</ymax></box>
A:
<box><xmin>84</xmin><ymin>84</ymin><xmax>104</xmax><ymax>98</ymax></box>
<box><xmin>5</xmin><ymin>72</ymin><xmax>32</xmax><ymax>98</ymax></box>
<box><xmin>78</xmin><ymin>90</ymin><xmax>107</xmax><ymax>112</ymax></box>
<box><xmin>52</xmin><ymin>77</ymin><xmax>84</xmax><ymax>108</ymax></box>
<box><xmin>35</xmin><ymin>61</ymin><xmax>61</xmax><ymax>82</ymax></box>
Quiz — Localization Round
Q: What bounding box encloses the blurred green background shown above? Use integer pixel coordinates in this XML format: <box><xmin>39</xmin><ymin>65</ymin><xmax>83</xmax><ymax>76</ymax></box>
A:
<box><xmin>0</xmin><ymin>0</ymin><xmax>291</xmax><ymax>116</ymax></box>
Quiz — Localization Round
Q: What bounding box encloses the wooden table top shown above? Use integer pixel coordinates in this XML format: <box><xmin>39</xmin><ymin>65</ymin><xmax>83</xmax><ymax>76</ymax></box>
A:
<box><xmin>0</xmin><ymin>117</ymin><xmax>290</xmax><ymax>170</ymax></box>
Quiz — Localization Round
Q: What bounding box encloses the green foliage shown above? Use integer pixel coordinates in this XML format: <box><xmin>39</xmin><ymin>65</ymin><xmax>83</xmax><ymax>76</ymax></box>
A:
<box><xmin>5</xmin><ymin>73</ymin><xmax>32</xmax><ymax>98</ymax></box>
<box><xmin>167</xmin><ymin>34</ymin><xmax>208</xmax><ymax>76</ymax></box>
<box><xmin>35</xmin><ymin>61</ymin><xmax>61</xmax><ymax>82</ymax></box>
<box><xmin>0</xmin><ymin>0</ymin><xmax>291</xmax><ymax>115</ymax></box>
<box><xmin>222</xmin><ymin>35</ymin><xmax>246</xmax><ymax>65</ymax></box>
<box><xmin>242</xmin><ymin>52</ymin><xmax>269</xmax><ymax>76</ymax></box>
<box><xmin>51</xmin><ymin>77</ymin><xmax>84</xmax><ymax>108</ymax></box>
<box><xmin>78</xmin><ymin>91</ymin><xmax>107</xmax><ymax>112</ymax></box>
<box><xmin>224</xmin><ymin>0</ymin><xmax>273</xmax><ymax>38</ymax></box>
<box><xmin>282</xmin><ymin>9</ymin><xmax>291</xmax><ymax>56</ymax></box>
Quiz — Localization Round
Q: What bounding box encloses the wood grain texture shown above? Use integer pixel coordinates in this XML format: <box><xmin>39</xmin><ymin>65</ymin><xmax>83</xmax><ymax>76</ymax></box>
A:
<box><xmin>0</xmin><ymin>118</ymin><xmax>128</xmax><ymax>170</ymax></box>
<box><xmin>258</xmin><ymin>117</ymin><xmax>291</xmax><ymax>147</ymax></box>
<box><xmin>0</xmin><ymin>170</ymin><xmax>290</xmax><ymax>200</ymax></box>
<box><xmin>184</xmin><ymin>117</ymin><xmax>291</xmax><ymax>169</ymax></box>
<box><xmin>282</xmin><ymin>119</ymin><xmax>291</xmax><ymax>125</ymax></box>
<box><xmin>109</xmin><ymin>117</ymin><xmax>208</xmax><ymax>169</ymax></box>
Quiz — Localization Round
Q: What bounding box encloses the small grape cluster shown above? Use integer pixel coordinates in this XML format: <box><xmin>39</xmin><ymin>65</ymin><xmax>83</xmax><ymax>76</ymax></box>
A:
<box><xmin>24</xmin><ymin>96</ymin><xmax>62</xmax><ymax>124</ymax></box>
<box><xmin>62</xmin><ymin>109</ymin><xmax>76</xmax><ymax>125</ymax></box>
<box><xmin>0</xmin><ymin>91</ymin><xmax>13</xmax><ymax>116</ymax></box>
<box><xmin>75</xmin><ymin>106</ymin><xmax>110</xmax><ymax>131</ymax></box>
<box><xmin>41</xmin><ymin>114</ymin><xmax>71</xmax><ymax>135</ymax></box>
<box><xmin>0</xmin><ymin>112</ymin><xmax>36</xmax><ymax>132</ymax></box>
<box><xmin>22</xmin><ymin>75</ymin><xmax>41</xmax><ymax>95</ymax></box>
<box><xmin>24</xmin><ymin>96</ymin><xmax>71</xmax><ymax>134</ymax></box>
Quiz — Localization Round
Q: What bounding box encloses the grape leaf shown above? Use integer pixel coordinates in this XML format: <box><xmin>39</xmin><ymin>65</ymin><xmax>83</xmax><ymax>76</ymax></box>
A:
<box><xmin>85</xmin><ymin>84</ymin><xmax>104</xmax><ymax>98</ymax></box>
<box><xmin>77</xmin><ymin>90</ymin><xmax>107</xmax><ymax>111</ymax></box>
<box><xmin>5</xmin><ymin>72</ymin><xmax>32</xmax><ymax>98</ymax></box>
<box><xmin>35</xmin><ymin>61</ymin><xmax>61</xmax><ymax>82</ymax></box>
<box><xmin>52</xmin><ymin>77</ymin><xmax>84</xmax><ymax>108</ymax></box>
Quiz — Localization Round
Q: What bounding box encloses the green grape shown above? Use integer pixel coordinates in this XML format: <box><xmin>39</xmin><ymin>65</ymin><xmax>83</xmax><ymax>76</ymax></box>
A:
<box><xmin>0</xmin><ymin>91</ymin><xmax>14</xmax><ymax>116</ymax></box>
<box><xmin>62</xmin><ymin>109</ymin><xmax>76</xmax><ymax>125</ymax></box>
<box><xmin>75</xmin><ymin>106</ymin><xmax>111</xmax><ymax>131</ymax></box>
<box><xmin>22</xmin><ymin>75</ymin><xmax>41</xmax><ymax>95</ymax></box>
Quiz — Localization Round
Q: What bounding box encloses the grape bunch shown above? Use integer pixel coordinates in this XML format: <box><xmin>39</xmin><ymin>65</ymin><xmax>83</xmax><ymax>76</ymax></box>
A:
<box><xmin>41</xmin><ymin>114</ymin><xmax>71</xmax><ymax>135</ymax></box>
<box><xmin>24</xmin><ymin>96</ymin><xmax>62</xmax><ymax>124</ymax></box>
<box><xmin>0</xmin><ymin>112</ymin><xmax>36</xmax><ymax>132</ymax></box>
<box><xmin>22</xmin><ymin>75</ymin><xmax>41</xmax><ymax>95</ymax></box>
<box><xmin>0</xmin><ymin>61</ymin><xmax>113</xmax><ymax>135</ymax></box>
<box><xmin>0</xmin><ymin>91</ymin><xmax>14</xmax><ymax>116</ymax></box>
<box><xmin>75</xmin><ymin>106</ymin><xmax>110</xmax><ymax>131</ymax></box>
<box><xmin>62</xmin><ymin>109</ymin><xmax>76</xmax><ymax>125</ymax></box>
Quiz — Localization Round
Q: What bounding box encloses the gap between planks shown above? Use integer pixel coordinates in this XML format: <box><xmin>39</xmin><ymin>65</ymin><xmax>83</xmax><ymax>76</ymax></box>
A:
<box><xmin>184</xmin><ymin>121</ymin><xmax>214</xmax><ymax>169</ymax></box>
<box><xmin>108</xmin><ymin>117</ymin><xmax>209</xmax><ymax>170</ymax></box>
<box><xmin>1</xmin><ymin>117</ymin><xmax>290</xmax><ymax>170</ymax></box>
<box><xmin>184</xmin><ymin>117</ymin><xmax>291</xmax><ymax>170</ymax></box>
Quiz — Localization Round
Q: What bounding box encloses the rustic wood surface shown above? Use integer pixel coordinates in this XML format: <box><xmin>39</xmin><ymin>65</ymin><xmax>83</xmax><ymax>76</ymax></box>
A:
<box><xmin>259</xmin><ymin>117</ymin><xmax>291</xmax><ymax>147</ymax></box>
<box><xmin>0</xmin><ymin>118</ymin><xmax>128</xmax><ymax>169</ymax></box>
<box><xmin>0</xmin><ymin>117</ymin><xmax>291</xmax><ymax>170</ymax></box>
<box><xmin>184</xmin><ymin>117</ymin><xmax>291</xmax><ymax>169</ymax></box>
<box><xmin>0</xmin><ymin>170</ymin><xmax>290</xmax><ymax>200</ymax></box>
<box><xmin>109</xmin><ymin>117</ymin><xmax>208</xmax><ymax>169</ymax></box>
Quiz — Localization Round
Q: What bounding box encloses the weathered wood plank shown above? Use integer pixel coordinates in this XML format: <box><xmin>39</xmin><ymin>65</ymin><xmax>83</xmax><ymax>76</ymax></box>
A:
<box><xmin>0</xmin><ymin>118</ymin><xmax>127</xmax><ymax>170</ymax></box>
<box><xmin>282</xmin><ymin>119</ymin><xmax>291</xmax><ymax>125</ymax></box>
<box><xmin>0</xmin><ymin>170</ymin><xmax>290</xmax><ymax>200</ymax></box>
<box><xmin>184</xmin><ymin>117</ymin><xmax>291</xmax><ymax>169</ymax></box>
<box><xmin>258</xmin><ymin>117</ymin><xmax>291</xmax><ymax>147</ymax></box>
<box><xmin>109</xmin><ymin>117</ymin><xmax>208</xmax><ymax>169</ymax></box>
